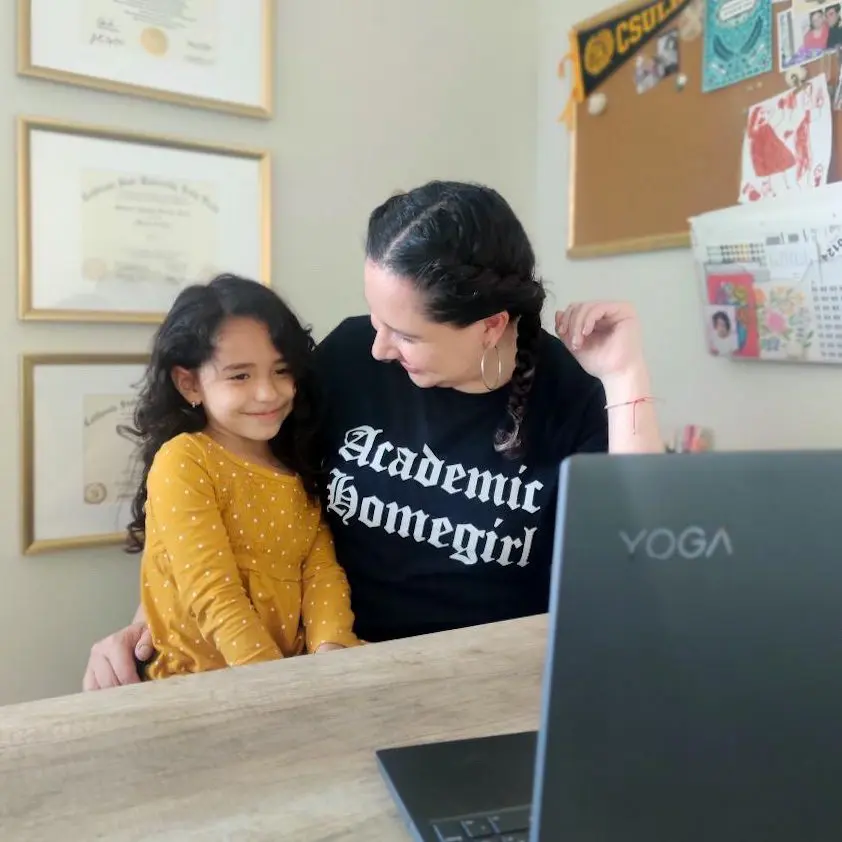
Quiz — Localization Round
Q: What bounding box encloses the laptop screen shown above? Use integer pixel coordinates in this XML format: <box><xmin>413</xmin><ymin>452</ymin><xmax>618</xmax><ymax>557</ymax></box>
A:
<box><xmin>531</xmin><ymin>451</ymin><xmax>842</xmax><ymax>841</ymax></box>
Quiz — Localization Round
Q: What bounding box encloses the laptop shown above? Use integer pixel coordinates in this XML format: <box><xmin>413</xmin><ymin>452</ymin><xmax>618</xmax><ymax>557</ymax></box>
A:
<box><xmin>375</xmin><ymin>451</ymin><xmax>842</xmax><ymax>841</ymax></box>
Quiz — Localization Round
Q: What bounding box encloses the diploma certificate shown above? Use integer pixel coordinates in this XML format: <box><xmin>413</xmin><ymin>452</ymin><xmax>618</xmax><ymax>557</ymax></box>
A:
<box><xmin>82</xmin><ymin>394</ymin><xmax>139</xmax><ymax>506</ymax></box>
<box><xmin>80</xmin><ymin>169</ymin><xmax>219</xmax><ymax>290</ymax></box>
<box><xmin>83</xmin><ymin>0</ymin><xmax>218</xmax><ymax>67</ymax></box>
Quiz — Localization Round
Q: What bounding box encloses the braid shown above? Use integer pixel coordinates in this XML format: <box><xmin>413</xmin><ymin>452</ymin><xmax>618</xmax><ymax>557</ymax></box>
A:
<box><xmin>495</xmin><ymin>311</ymin><xmax>542</xmax><ymax>459</ymax></box>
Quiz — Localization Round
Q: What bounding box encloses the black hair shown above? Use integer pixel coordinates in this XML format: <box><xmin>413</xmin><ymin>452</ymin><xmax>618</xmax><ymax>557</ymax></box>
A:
<box><xmin>364</xmin><ymin>180</ymin><xmax>545</xmax><ymax>458</ymax></box>
<box><xmin>712</xmin><ymin>310</ymin><xmax>731</xmax><ymax>331</ymax></box>
<box><xmin>122</xmin><ymin>273</ymin><xmax>321</xmax><ymax>553</ymax></box>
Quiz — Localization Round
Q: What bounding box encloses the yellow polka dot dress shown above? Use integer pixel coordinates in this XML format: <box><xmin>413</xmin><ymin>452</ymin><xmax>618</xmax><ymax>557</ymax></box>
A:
<box><xmin>140</xmin><ymin>432</ymin><xmax>359</xmax><ymax>680</ymax></box>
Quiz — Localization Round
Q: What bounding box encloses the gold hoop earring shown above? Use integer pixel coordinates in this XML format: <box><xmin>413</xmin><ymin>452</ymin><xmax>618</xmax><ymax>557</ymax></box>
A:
<box><xmin>480</xmin><ymin>345</ymin><xmax>502</xmax><ymax>391</ymax></box>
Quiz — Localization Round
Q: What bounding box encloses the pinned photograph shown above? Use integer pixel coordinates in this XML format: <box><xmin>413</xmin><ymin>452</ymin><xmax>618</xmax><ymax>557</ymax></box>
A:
<box><xmin>634</xmin><ymin>53</ymin><xmax>662</xmax><ymax>94</ymax></box>
<box><xmin>706</xmin><ymin>305</ymin><xmax>741</xmax><ymax>357</ymax></box>
<box><xmin>657</xmin><ymin>28</ymin><xmax>680</xmax><ymax>76</ymax></box>
<box><xmin>778</xmin><ymin>4</ymin><xmax>842</xmax><ymax>71</ymax></box>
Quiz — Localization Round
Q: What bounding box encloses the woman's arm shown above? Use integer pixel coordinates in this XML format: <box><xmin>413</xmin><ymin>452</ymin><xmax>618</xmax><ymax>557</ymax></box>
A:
<box><xmin>601</xmin><ymin>363</ymin><xmax>664</xmax><ymax>454</ymax></box>
<box><xmin>556</xmin><ymin>301</ymin><xmax>665</xmax><ymax>455</ymax></box>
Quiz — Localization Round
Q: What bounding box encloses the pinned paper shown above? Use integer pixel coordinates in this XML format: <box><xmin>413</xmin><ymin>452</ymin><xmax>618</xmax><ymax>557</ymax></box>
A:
<box><xmin>739</xmin><ymin>74</ymin><xmax>832</xmax><ymax>203</ymax></box>
<box><xmin>703</xmin><ymin>0</ymin><xmax>773</xmax><ymax>93</ymax></box>
<box><xmin>705</xmin><ymin>267</ymin><xmax>760</xmax><ymax>357</ymax></box>
<box><xmin>754</xmin><ymin>284</ymin><xmax>815</xmax><ymax>360</ymax></box>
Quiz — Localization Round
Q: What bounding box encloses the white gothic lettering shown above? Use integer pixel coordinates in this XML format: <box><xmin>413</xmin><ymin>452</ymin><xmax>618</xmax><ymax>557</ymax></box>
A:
<box><xmin>328</xmin><ymin>425</ymin><xmax>547</xmax><ymax>568</ymax></box>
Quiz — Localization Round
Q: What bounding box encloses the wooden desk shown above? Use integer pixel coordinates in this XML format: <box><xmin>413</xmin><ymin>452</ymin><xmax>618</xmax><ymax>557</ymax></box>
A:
<box><xmin>0</xmin><ymin>615</ymin><xmax>547</xmax><ymax>841</ymax></box>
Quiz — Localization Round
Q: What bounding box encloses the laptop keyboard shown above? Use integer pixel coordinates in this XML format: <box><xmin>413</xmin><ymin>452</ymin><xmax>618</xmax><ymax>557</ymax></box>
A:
<box><xmin>431</xmin><ymin>804</ymin><xmax>531</xmax><ymax>841</ymax></box>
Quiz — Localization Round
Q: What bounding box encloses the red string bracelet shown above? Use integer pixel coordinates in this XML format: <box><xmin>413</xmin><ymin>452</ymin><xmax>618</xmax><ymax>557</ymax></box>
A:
<box><xmin>604</xmin><ymin>396</ymin><xmax>657</xmax><ymax>435</ymax></box>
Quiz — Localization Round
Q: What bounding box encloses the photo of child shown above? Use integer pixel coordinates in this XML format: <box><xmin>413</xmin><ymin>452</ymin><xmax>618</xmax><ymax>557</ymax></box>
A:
<box><xmin>706</xmin><ymin>305</ymin><xmax>740</xmax><ymax>357</ymax></box>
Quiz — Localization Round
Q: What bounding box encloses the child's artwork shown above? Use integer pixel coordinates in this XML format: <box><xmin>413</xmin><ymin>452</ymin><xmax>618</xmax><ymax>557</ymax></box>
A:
<box><xmin>705</xmin><ymin>267</ymin><xmax>760</xmax><ymax>357</ymax></box>
<box><xmin>703</xmin><ymin>0</ymin><xmax>773</xmax><ymax>92</ymax></box>
<box><xmin>754</xmin><ymin>284</ymin><xmax>815</xmax><ymax>360</ymax></box>
<box><xmin>739</xmin><ymin>74</ymin><xmax>832</xmax><ymax>203</ymax></box>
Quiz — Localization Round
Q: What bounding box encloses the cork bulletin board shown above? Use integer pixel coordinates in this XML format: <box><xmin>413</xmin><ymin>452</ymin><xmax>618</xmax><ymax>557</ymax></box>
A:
<box><xmin>567</xmin><ymin>0</ymin><xmax>842</xmax><ymax>259</ymax></box>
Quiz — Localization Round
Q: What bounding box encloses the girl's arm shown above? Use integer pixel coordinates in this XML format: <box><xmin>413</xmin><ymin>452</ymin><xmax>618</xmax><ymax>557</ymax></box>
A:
<box><xmin>148</xmin><ymin>438</ymin><xmax>282</xmax><ymax>666</ymax></box>
<box><xmin>300</xmin><ymin>518</ymin><xmax>360</xmax><ymax>653</ymax></box>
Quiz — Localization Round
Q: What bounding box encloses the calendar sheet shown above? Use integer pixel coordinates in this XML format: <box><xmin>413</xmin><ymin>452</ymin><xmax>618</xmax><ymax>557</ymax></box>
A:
<box><xmin>690</xmin><ymin>184</ymin><xmax>842</xmax><ymax>364</ymax></box>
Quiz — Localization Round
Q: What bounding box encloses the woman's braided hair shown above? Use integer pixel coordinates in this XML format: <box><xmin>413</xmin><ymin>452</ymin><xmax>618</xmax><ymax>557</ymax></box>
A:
<box><xmin>365</xmin><ymin>181</ymin><xmax>546</xmax><ymax>458</ymax></box>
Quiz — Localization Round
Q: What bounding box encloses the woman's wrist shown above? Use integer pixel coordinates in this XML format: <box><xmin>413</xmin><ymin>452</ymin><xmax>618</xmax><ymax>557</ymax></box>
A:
<box><xmin>600</xmin><ymin>359</ymin><xmax>653</xmax><ymax>406</ymax></box>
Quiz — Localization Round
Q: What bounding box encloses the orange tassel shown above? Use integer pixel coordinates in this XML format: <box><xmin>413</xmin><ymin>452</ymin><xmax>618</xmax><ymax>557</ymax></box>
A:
<box><xmin>557</xmin><ymin>31</ymin><xmax>584</xmax><ymax>131</ymax></box>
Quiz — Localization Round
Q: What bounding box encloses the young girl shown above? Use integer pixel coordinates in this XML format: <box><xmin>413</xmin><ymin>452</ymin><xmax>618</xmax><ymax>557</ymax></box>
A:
<box><xmin>124</xmin><ymin>273</ymin><xmax>359</xmax><ymax>680</ymax></box>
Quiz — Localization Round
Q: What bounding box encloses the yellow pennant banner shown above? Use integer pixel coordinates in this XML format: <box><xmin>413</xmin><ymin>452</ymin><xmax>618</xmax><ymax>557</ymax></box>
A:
<box><xmin>558</xmin><ymin>0</ymin><xmax>692</xmax><ymax>129</ymax></box>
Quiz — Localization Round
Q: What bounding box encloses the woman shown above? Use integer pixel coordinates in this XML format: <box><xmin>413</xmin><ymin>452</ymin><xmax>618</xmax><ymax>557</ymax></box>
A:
<box><xmin>83</xmin><ymin>180</ymin><xmax>663</xmax><ymax>690</ymax></box>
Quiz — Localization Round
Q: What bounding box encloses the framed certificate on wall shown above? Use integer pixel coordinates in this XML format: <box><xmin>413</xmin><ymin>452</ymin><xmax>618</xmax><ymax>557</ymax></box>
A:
<box><xmin>17</xmin><ymin>0</ymin><xmax>273</xmax><ymax>118</ymax></box>
<box><xmin>17</xmin><ymin>115</ymin><xmax>271</xmax><ymax>323</ymax></box>
<box><xmin>21</xmin><ymin>353</ymin><xmax>149</xmax><ymax>555</ymax></box>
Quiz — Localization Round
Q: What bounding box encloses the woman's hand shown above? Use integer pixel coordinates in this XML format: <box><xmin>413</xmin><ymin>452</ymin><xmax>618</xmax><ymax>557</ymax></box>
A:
<box><xmin>555</xmin><ymin>301</ymin><xmax>646</xmax><ymax>381</ymax></box>
<box><xmin>556</xmin><ymin>301</ymin><xmax>664</xmax><ymax>453</ymax></box>
<box><xmin>82</xmin><ymin>622</ymin><xmax>153</xmax><ymax>690</ymax></box>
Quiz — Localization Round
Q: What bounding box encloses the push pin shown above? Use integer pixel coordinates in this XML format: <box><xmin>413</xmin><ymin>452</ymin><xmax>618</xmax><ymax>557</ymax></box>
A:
<box><xmin>587</xmin><ymin>92</ymin><xmax>607</xmax><ymax>116</ymax></box>
<box><xmin>676</xmin><ymin>73</ymin><xmax>688</xmax><ymax>91</ymax></box>
<box><xmin>785</xmin><ymin>65</ymin><xmax>809</xmax><ymax>89</ymax></box>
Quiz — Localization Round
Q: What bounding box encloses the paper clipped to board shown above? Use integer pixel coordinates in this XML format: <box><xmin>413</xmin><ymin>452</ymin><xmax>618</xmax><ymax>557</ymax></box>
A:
<box><xmin>689</xmin><ymin>183</ymin><xmax>842</xmax><ymax>365</ymax></box>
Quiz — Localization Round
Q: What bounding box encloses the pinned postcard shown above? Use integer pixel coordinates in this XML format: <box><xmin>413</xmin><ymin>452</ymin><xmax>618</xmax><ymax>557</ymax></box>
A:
<box><xmin>739</xmin><ymin>73</ymin><xmax>832</xmax><ymax>203</ymax></box>
<box><xmin>754</xmin><ymin>283</ymin><xmax>816</xmax><ymax>361</ymax></box>
<box><xmin>705</xmin><ymin>266</ymin><xmax>760</xmax><ymax>357</ymax></box>
<box><xmin>703</xmin><ymin>0</ymin><xmax>773</xmax><ymax>93</ymax></box>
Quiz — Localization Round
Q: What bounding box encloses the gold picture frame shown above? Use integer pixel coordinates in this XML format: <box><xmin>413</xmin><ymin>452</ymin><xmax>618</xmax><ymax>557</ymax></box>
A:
<box><xmin>21</xmin><ymin>353</ymin><xmax>150</xmax><ymax>556</ymax></box>
<box><xmin>17</xmin><ymin>0</ymin><xmax>274</xmax><ymax>118</ymax></box>
<box><xmin>18</xmin><ymin>115</ymin><xmax>272</xmax><ymax>324</ymax></box>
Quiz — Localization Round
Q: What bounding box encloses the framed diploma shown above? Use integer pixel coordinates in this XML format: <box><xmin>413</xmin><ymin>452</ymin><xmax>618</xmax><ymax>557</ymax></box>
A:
<box><xmin>21</xmin><ymin>353</ymin><xmax>149</xmax><ymax>555</ymax></box>
<box><xmin>17</xmin><ymin>0</ymin><xmax>273</xmax><ymax>118</ymax></box>
<box><xmin>18</xmin><ymin>115</ymin><xmax>271</xmax><ymax>323</ymax></box>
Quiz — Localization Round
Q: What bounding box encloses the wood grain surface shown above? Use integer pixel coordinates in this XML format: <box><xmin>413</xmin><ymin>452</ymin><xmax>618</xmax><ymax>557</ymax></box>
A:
<box><xmin>0</xmin><ymin>615</ymin><xmax>548</xmax><ymax>841</ymax></box>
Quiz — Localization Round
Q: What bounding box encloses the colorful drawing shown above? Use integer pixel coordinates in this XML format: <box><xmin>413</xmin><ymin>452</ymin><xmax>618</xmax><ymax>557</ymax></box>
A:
<box><xmin>703</xmin><ymin>0</ymin><xmax>773</xmax><ymax>93</ymax></box>
<box><xmin>754</xmin><ymin>284</ymin><xmax>815</xmax><ymax>360</ymax></box>
<box><xmin>706</xmin><ymin>268</ymin><xmax>761</xmax><ymax>358</ymax></box>
<box><xmin>739</xmin><ymin>74</ymin><xmax>832</xmax><ymax>203</ymax></box>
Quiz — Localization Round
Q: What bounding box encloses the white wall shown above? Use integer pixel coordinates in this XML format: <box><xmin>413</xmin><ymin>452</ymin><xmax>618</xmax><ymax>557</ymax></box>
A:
<box><xmin>0</xmin><ymin>0</ymin><xmax>538</xmax><ymax>704</ymax></box>
<box><xmin>536</xmin><ymin>0</ymin><xmax>842</xmax><ymax>451</ymax></box>
<box><xmin>6</xmin><ymin>0</ymin><xmax>837</xmax><ymax>707</ymax></box>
